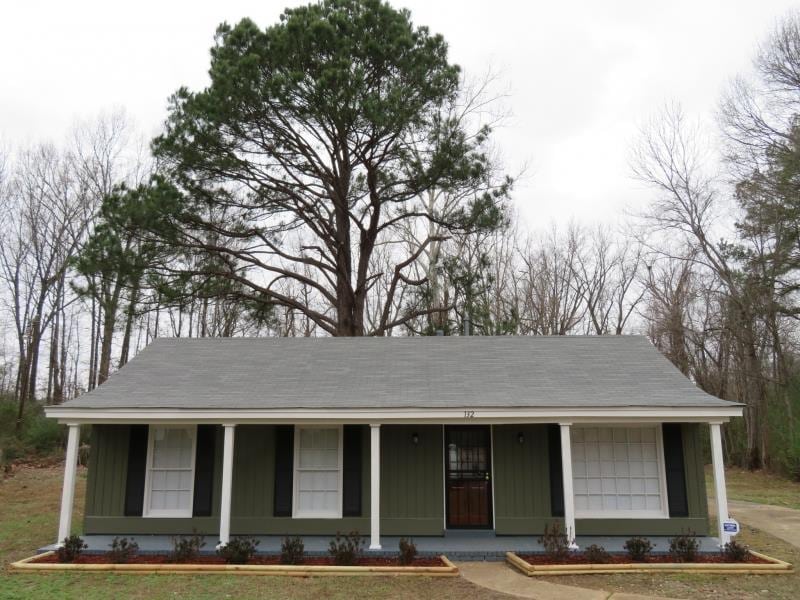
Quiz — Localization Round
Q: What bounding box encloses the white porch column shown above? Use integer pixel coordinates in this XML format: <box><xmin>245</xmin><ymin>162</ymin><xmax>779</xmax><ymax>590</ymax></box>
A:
<box><xmin>217</xmin><ymin>424</ymin><xmax>236</xmax><ymax>548</ymax></box>
<box><xmin>559</xmin><ymin>423</ymin><xmax>579</xmax><ymax>550</ymax></box>
<box><xmin>709</xmin><ymin>421</ymin><xmax>731</xmax><ymax>546</ymax></box>
<box><xmin>369</xmin><ymin>424</ymin><xmax>381</xmax><ymax>550</ymax></box>
<box><xmin>57</xmin><ymin>423</ymin><xmax>81</xmax><ymax>544</ymax></box>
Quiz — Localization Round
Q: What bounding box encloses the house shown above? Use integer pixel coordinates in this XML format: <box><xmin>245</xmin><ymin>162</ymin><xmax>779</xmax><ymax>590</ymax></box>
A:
<box><xmin>45</xmin><ymin>336</ymin><xmax>743</xmax><ymax>553</ymax></box>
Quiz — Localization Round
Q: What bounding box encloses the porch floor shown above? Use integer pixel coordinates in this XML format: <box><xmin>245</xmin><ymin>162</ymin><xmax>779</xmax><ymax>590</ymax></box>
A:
<box><xmin>40</xmin><ymin>531</ymin><xmax>723</xmax><ymax>561</ymax></box>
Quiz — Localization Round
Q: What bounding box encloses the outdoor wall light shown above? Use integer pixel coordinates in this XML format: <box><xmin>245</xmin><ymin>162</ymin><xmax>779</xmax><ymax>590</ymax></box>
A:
<box><xmin>517</xmin><ymin>432</ymin><xmax>525</xmax><ymax>444</ymax></box>
<box><xmin>412</xmin><ymin>432</ymin><xmax>419</xmax><ymax>445</ymax></box>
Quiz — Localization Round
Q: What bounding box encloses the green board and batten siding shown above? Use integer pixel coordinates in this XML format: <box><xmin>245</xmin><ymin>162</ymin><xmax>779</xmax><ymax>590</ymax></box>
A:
<box><xmin>493</xmin><ymin>423</ymin><xmax>709</xmax><ymax>536</ymax></box>
<box><xmin>231</xmin><ymin>425</ymin><xmax>371</xmax><ymax>535</ymax></box>
<box><xmin>84</xmin><ymin>424</ymin><xmax>445</xmax><ymax>536</ymax></box>
<box><xmin>83</xmin><ymin>423</ymin><xmax>708</xmax><ymax>537</ymax></box>
<box><xmin>380</xmin><ymin>425</ymin><xmax>444</xmax><ymax>535</ymax></box>
<box><xmin>493</xmin><ymin>425</ymin><xmax>554</xmax><ymax>534</ymax></box>
<box><xmin>84</xmin><ymin>425</ymin><xmax>129</xmax><ymax>518</ymax></box>
<box><xmin>84</xmin><ymin>425</ymin><xmax>223</xmax><ymax>535</ymax></box>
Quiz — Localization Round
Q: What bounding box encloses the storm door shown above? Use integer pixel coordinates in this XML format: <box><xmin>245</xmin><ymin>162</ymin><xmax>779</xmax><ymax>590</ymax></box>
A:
<box><xmin>445</xmin><ymin>425</ymin><xmax>493</xmax><ymax>528</ymax></box>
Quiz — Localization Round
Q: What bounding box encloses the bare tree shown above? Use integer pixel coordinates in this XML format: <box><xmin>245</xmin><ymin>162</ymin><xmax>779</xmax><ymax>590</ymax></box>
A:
<box><xmin>633</xmin><ymin>105</ymin><xmax>770</xmax><ymax>467</ymax></box>
<box><xmin>0</xmin><ymin>143</ymin><xmax>94</xmax><ymax>427</ymax></box>
<box><xmin>720</xmin><ymin>13</ymin><xmax>800</xmax><ymax>173</ymax></box>
<box><xmin>573</xmin><ymin>227</ymin><xmax>645</xmax><ymax>335</ymax></box>
<box><xmin>70</xmin><ymin>110</ymin><xmax>148</xmax><ymax>386</ymax></box>
<box><xmin>516</xmin><ymin>224</ymin><xmax>587</xmax><ymax>335</ymax></box>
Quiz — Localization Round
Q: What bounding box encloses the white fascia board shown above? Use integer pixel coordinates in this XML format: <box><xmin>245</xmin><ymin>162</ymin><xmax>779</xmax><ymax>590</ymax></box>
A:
<box><xmin>45</xmin><ymin>405</ymin><xmax>744</xmax><ymax>425</ymax></box>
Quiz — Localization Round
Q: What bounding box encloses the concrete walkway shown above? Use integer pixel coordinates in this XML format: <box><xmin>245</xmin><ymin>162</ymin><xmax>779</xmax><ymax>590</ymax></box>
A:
<box><xmin>729</xmin><ymin>499</ymin><xmax>800</xmax><ymax>550</ymax></box>
<box><xmin>457</xmin><ymin>561</ymin><xmax>680</xmax><ymax>600</ymax></box>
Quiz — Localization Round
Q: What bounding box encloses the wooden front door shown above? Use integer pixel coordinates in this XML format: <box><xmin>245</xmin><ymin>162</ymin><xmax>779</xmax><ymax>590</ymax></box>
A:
<box><xmin>445</xmin><ymin>425</ymin><xmax>493</xmax><ymax>529</ymax></box>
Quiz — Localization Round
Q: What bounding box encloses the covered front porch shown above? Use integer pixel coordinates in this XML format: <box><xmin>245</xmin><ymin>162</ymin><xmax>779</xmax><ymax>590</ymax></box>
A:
<box><xmin>48</xmin><ymin>408</ymin><xmax>741</xmax><ymax>554</ymax></box>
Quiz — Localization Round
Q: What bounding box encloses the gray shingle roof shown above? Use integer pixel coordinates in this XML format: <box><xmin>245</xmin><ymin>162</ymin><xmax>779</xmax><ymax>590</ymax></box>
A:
<box><xmin>58</xmin><ymin>335</ymin><xmax>737</xmax><ymax>410</ymax></box>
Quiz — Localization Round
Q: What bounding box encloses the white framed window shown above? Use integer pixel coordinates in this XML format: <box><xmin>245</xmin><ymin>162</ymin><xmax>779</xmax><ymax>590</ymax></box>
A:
<box><xmin>571</xmin><ymin>425</ymin><xmax>668</xmax><ymax>519</ymax></box>
<box><xmin>143</xmin><ymin>425</ymin><xmax>197</xmax><ymax>518</ymax></box>
<box><xmin>293</xmin><ymin>425</ymin><xmax>343</xmax><ymax>518</ymax></box>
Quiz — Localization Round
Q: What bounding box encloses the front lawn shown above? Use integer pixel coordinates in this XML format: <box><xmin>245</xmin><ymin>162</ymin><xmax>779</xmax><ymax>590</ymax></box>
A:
<box><xmin>705</xmin><ymin>466</ymin><xmax>800</xmax><ymax>510</ymax></box>
<box><xmin>2</xmin><ymin>464</ymin><xmax>799</xmax><ymax>599</ymax></box>
<box><xmin>0</xmin><ymin>466</ymin><xmax>501</xmax><ymax>600</ymax></box>
<box><xmin>539</xmin><ymin>521</ymin><xmax>799</xmax><ymax>599</ymax></box>
<box><xmin>546</xmin><ymin>467</ymin><xmax>800</xmax><ymax>599</ymax></box>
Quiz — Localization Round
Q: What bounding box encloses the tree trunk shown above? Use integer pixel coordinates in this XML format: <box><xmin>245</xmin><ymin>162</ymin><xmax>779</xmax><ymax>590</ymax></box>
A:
<box><xmin>25</xmin><ymin>309</ymin><xmax>44</xmax><ymax>407</ymax></box>
<box><xmin>97</xmin><ymin>307</ymin><xmax>116</xmax><ymax>385</ymax></box>
<box><xmin>735</xmin><ymin>304</ymin><xmax>766</xmax><ymax>470</ymax></box>
<box><xmin>14</xmin><ymin>351</ymin><xmax>29</xmax><ymax>435</ymax></box>
<box><xmin>54</xmin><ymin>301</ymin><xmax>67</xmax><ymax>404</ymax></box>
<box><xmin>119</xmin><ymin>279</ymin><xmax>140</xmax><ymax>368</ymax></box>
<box><xmin>334</xmin><ymin>198</ymin><xmax>358</xmax><ymax>336</ymax></box>
<box><xmin>98</xmin><ymin>281</ymin><xmax>123</xmax><ymax>384</ymax></box>
<box><xmin>88</xmin><ymin>292</ymin><xmax>97</xmax><ymax>390</ymax></box>
<box><xmin>46</xmin><ymin>309</ymin><xmax>58</xmax><ymax>404</ymax></box>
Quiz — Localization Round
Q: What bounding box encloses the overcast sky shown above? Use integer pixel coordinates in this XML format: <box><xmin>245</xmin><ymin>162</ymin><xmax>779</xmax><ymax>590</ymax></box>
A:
<box><xmin>1</xmin><ymin>0</ymin><xmax>798</xmax><ymax>229</ymax></box>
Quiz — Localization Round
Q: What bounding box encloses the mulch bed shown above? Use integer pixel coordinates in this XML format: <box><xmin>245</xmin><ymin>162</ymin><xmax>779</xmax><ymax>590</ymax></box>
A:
<box><xmin>31</xmin><ymin>554</ymin><xmax>446</xmax><ymax>567</ymax></box>
<box><xmin>518</xmin><ymin>553</ymin><xmax>770</xmax><ymax>565</ymax></box>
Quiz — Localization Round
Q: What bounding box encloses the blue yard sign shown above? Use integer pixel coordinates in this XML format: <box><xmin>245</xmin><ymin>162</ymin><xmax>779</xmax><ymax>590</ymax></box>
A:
<box><xmin>722</xmin><ymin>518</ymin><xmax>740</xmax><ymax>535</ymax></box>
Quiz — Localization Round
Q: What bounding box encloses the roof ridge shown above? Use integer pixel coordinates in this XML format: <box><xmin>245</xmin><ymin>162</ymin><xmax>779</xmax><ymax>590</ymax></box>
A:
<box><xmin>150</xmin><ymin>334</ymin><xmax>650</xmax><ymax>342</ymax></box>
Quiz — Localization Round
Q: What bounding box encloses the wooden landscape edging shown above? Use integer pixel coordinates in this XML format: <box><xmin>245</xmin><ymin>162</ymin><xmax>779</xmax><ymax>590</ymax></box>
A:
<box><xmin>505</xmin><ymin>550</ymin><xmax>793</xmax><ymax>576</ymax></box>
<box><xmin>10</xmin><ymin>552</ymin><xmax>459</xmax><ymax>577</ymax></box>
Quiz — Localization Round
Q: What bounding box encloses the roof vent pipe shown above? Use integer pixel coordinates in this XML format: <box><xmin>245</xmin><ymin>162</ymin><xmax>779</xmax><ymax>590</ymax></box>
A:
<box><xmin>463</xmin><ymin>315</ymin><xmax>471</xmax><ymax>336</ymax></box>
<box><xmin>436</xmin><ymin>329</ymin><xmax>444</xmax><ymax>336</ymax></box>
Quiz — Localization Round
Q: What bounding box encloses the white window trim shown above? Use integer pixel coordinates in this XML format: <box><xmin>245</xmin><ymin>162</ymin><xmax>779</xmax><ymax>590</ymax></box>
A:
<box><xmin>292</xmin><ymin>424</ymin><xmax>344</xmax><ymax>519</ymax></box>
<box><xmin>143</xmin><ymin>424</ymin><xmax>197</xmax><ymax>518</ymax></box>
<box><xmin>572</xmin><ymin>424</ymin><xmax>670</xmax><ymax>520</ymax></box>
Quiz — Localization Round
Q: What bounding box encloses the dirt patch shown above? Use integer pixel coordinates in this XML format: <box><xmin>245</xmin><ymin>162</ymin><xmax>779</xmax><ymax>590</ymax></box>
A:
<box><xmin>517</xmin><ymin>553</ymin><xmax>770</xmax><ymax>565</ymax></box>
<box><xmin>30</xmin><ymin>553</ymin><xmax>446</xmax><ymax>567</ymax></box>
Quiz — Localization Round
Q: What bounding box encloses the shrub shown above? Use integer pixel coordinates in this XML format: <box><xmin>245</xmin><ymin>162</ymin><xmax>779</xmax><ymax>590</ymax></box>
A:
<box><xmin>328</xmin><ymin>531</ymin><xmax>364</xmax><ymax>566</ymax></box>
<box><xmin>398</xmin><ymin>538</ymin><xmax>417</xmax><ymax>565</ymax></box>
<box><xmin>108</xmin><ymin>537</ymin><xmax>139</xmax><ymax>563</ymax></box>
<box><xmin>169</xmin><ymin>533</ymin><xmax>205</xmax><ymax>563</ymax></box>
<box><xmin>766</xmin><ymin>387</ymin><xmax>800</xmax><ymax>480</ymax></box>
<box><xmin>24</xmin><ymin>417</ymin><xmax>66</xmax><ymax>454</ymax></box>
<box><xmin>583</xmin><ymin>544</ymin><xmax>611</xmax><ymax>564</ymax></box>
<box><xmin>0</xmin><ymin>397</ymin><xmax>17</xmax><ymax>434</ymax></box>
<box><xmin>217</xmin><ymin>537</ymin><xmax>259</xmax><ymax>564</ymax></box>
<box><xmin>624</xmin><ymin>537</ymin><xmax>654</xmax><ymax>562</ymax></box>
<box><xmin>57</xmin><ymin>535</ymin><xmax>87</xmax><ymax>563</ymax></box>
<box><xmin>722</xmin><ymin>540</ymin><xmax>750</xmax><ymax>562</ymax></box>
<box><xmin>0</xmin><ymin>397</ymin><xmax>73</xmax><ymax>464</ymax></box>
<box><xmin>280</xmin><ymin>536</ymin><xmax>305</xmax><ymax>565</ymax></box>
<box><xmin>0</xmin><ymin>438</ymin><xmax>24</xmax><ymax>466</ymax></box>
<box><xmin>538</xmin><ymin>521</ymin><xmax>570</xmax><ymax>561</ymax></box>
<box><xmin>669</xmin><ymin>530</ymin><xmax>699</xmax><ymax>562</ymax></box>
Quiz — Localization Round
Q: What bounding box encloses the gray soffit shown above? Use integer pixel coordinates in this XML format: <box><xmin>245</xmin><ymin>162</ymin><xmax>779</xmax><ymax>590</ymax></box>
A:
<box><xmin>54</xmin><ymin>336</ymin><xmax>739</xmax><ymax>411</ymax></box>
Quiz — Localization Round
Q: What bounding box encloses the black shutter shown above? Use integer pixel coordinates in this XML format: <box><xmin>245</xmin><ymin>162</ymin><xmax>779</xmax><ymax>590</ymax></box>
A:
<box><xmin>662</xmin><ymin>424</ymin><xmax>689</xmax><ymax>517</ymax></box>
<box><xmin>273</xmin><ymin>425</ymin><xmax>294</xmax><ymax>517</ymax></box>
<box><xmin>548</xmin><ymin>425</ymin><xmax>565</xmax><ymax>517</ymax></box>
<box><xmin>124</xmin><ymin>425</ymin><xmax>149</xmax><ymax>517</ymax></box>
<box><xmin>342</xmin><ymin>425</ymin><xmax>362</xmax><ymax>517</ymax></box>
<box><xmin>192</xmin><ymin>425</ymin><xmax>216</xmax><ymax>517</ymax></box>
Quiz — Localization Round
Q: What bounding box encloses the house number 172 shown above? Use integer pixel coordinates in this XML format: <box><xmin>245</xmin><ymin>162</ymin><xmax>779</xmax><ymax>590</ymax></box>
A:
<box><xmin>463</xmin><ymin>411</ymin><xmax>475</xmax><ymax>418</ymax></box>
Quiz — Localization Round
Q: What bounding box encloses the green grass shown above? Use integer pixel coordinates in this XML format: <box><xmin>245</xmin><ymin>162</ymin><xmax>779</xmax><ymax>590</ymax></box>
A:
<box><xmin>705</xmin><ymin>466</ymin><xmax>800</xmax><ymax>510</ymax></box>
<box><xmin>3</xmin><ymin>465</ymin><xmax>800</xmax><ymax>599</ymax></box>
<box><xmin>548</xmin><ymin>467</ymin><xmax>800</xmax><ymax>599</ymax></box>
<box><xmin>0</xmin><ymin>466</ymin><xmax>504</xmax><ymax>600</ymax></box>
<box><xmin>542</xmin><ymin>520</ymin><xmax>800</xmax><ymax>599</ymax></box>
